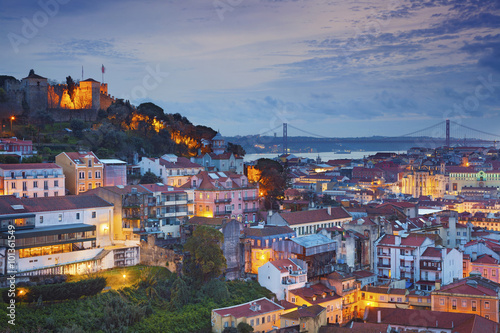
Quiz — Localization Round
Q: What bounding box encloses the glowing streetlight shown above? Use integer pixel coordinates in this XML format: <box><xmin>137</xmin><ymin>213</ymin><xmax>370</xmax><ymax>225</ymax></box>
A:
<box><xmin>10</xmin><ymin>116</ymin><xmax>15</xmax><ymax>132</ymax></box>
<box><xmin>122</xmin><ymin>274</ymin><xmax>126</xmax><ymax>279</ymax></box>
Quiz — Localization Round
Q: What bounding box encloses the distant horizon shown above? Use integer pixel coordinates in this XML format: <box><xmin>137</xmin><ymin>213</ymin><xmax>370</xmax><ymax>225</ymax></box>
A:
<box><xmin>1</xmin><ymin>1</ymin><xmax>499</xmax><ymax>137</ymax></box>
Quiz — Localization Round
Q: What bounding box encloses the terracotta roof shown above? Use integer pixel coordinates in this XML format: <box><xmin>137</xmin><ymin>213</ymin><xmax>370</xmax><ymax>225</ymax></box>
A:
<box><xmin>139</xmin><ymin>183</ymin><xmax>186</xmax><ymax>193</ymax></box>
<box><xmin>435</xmin><ymin>277</ymin><xmax>500</xmax><ymax>296</ymax></box>
<box><xmin>289</xmin><ymin>284</ymin><xmax>341</xmax><ymax>304</ymax></box>
<box><xmin>0</xmin><ymin>163</ymin><xmax>61</xmax><ymax>170</ymax></box>
<box><xmin>0</xmin><ymin>195</ymin><xmax>112</xmax><ymax>215</ymax></box>
<box><xmin>377</xmin><ymin>234</ymin><xmax>430</xmax><ymax>247</ymax></box>
<box><xmin>281</xmin><ymin>305</ymin><xmax>326</xmax><ymax>319</ymax></box>
<box><xmin>244</xmin><ymin>225</ymin><xmax>295</xmax><ymax>237</ymax></box>
<box><xmin>364</xmin><ymin>307</ymin><xmax>498</xmax><ymax>332</ymax></box>
<box><xmin>63</xmin><ymin>151</ymin><xmax>101</xmax><ymax>164</ymax></box>
<box><xmin>213</xmin><ymin>297</ymin><xmax>283</xmax><ymax>318</ymax></box>
<box><xmin>269</xmin><ymin>259</ymin><xmax>303</xmax><ymax>274</ymax></box>
<box><xmin>278</xmin><ymin>207</ymin><xmax>351</xmax><ymax>226</ymax></box>
<box><xmin>421</xmin><ymin>247</ymin><xmax>444</xmax><ymax>258</ymax></box>
<box><xmin>473</xmin><ymin>254</ymin><xmax>498</xmax><ymax>265</ymax></box>
<box><xmin>352</xmin><ymin>270</ymin><xmax>377</xmax><ymax>279</ymax></box>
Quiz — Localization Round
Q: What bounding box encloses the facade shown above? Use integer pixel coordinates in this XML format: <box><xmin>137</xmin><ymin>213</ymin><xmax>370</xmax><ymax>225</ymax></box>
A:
<box><xmin>258</xmin><ymin>258</ymin><xmax>307</xmax><ymax>301</ymax></box>
<box><xmin>417</xmin><ymin>247</ymin><xmax>463</xmax><ymax>291</ymax></box>
<box><xmin>399</xmin><ymin>171</ymin><xmax>448</xmax><ymax>199</ymax></box>
<box><xmin>321</xmin><ymin>271</ymin><xmax>359</xmax><ymax>323</ymax></box>
<box><xmin>267</xmin><ymin>207</ymin><xmax>352</xmax><ymax>237</ymax></box>
<box><xmin>0</xmin><ymin>138</ymin><xmax>34</xmax><ymax>159</ymax></box>
<box><xmin>464</xmin><ymin>254</ymin><xmax>500</xmax><ymax>284</ymax></box>
<box><xmin>0</xmin><ymin>195</ymin><xmax>120</xmax><ymax>276</ymax></box>
<box><xmin>182</xmin><ymin>171</ymin><xmax>259</xmax><ymax>222</ymax></box>
<box><xmin>448</xmin><ymin>168</ymin><xmax>500</xmax><ymax>194</ymax></box>
<box><xmin>138</xmin><ymin>154</ymin><xmax>204</xmax><ymax>187</ymax></box>
<box><xmin>244</xmin><ymin>225</ymin><xmax>296</xmax><ymax>274</ymax></box>
<box><xmin>288</xmin><ymin>284</ymin><xmax>342</xmax><ymax>325</ymax></box>
<box><xmin>280</xmin><ymin>305</ymin><xmax>327</xmax><ymax>331</ymax></box>
<box><xmin>359</xmin><ymin>286</ymin><xmax>408</xmax><ymax>318</ymax></box>
<box><xmin>375</xmin><ymin>234</ymin><xmax>435</xmax><ymax>283</ymax></box>
<box><xmin>55</xmin><ymin>151</ymin><xmax>104</xmax><ymax>195</ymax></box>
<box><xmin>431</xmin><ymin>276</ymin><xmax>500</xmax><ymax>322</ymax></box>
<box><xmin>0</xmin><ymin>163</ymin><xmax>65</xmax><ymax>198</ymax></box>
<box><xmin>211</xmin><ymin>297</ymin><xmax>284</xmax><ymax>333</ymax></box>
<box><xmin>100</xmin><ymin>159</ymin><xmax>127</xmax><ymax>187</ymax></box>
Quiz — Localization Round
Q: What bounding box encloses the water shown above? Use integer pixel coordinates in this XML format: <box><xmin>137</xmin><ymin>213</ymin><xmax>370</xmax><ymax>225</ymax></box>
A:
<box><xmin>244</xmin><ymin>150</ymin><xmax>403</xmax><ymax>162</ymax></box>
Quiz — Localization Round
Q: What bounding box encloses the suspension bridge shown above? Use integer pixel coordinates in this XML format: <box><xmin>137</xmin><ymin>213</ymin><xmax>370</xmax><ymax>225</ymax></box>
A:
<box><xmin>236</xmin><ymin>120</ymin><xmax>500</xmax><ymax>154</ymax></box>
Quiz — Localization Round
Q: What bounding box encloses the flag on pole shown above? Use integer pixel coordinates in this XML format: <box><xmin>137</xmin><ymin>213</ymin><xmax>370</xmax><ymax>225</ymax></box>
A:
<box><xmin>82</xmin><ymin>66</ymin><xmax>84</xmax><ymax>80</ymax></box>
<box><xmin>101</xmin><ymin>64</ymin><xmax>105</xmax><ymax>74</ymax></box>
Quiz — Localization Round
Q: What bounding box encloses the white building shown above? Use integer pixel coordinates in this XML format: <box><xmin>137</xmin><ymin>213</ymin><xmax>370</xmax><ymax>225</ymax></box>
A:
<box><xmin>258</xmin><ymin>258</ymin><xmax>307</xmax><ymax>300</ymax></box>
<box><xmin>139</xmin><ymin>154</ymin><xmax>204</xmax><ymax>187</ymax></box>
<box><xmin>417</xmin><ymin>247</ymin><xmax>463</xmax><ymax>291</ymax></box>
<box><xmin>0</xmin><ymin>163</ymin><xmax>65</xmax><ymax>198</ymax></box>
<box><xmin>0</xmin><ymin>195</ymin><xmax>139</xmax><ymax>276</ymax></box>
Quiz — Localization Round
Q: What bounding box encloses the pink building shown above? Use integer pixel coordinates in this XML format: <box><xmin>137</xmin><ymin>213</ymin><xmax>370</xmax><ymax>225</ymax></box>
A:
<box><xmin>181</xmin><ymin>171</ymin><xmax>259</xmax><ymax>222</ymax></box>
<box><xmin>0</xmin><ymin>137</ymin><xmax>34</xmax><ymax>158</ymax></box>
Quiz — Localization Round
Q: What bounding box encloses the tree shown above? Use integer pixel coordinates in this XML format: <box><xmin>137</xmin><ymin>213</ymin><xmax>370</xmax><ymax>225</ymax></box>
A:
<box><xmin>66</xmin><ymin>76</ymin><xmax>76</xmax><ymax>102</ymax></box>
<box><xmin>70</xmin><ymin>119</ymin><xmax>86</xmax><ymax>138</ymax></box>
<box><xmin>254</xmin><ymin>158</ymin><xmax>287</xmax><ymax>210</ymax></box>
<box><xmin>237</xmin><ymin>322</ymin><xmax>254</xmax><ymax>333</ymax></box>
<box><xmin>227</xmin><ymin>142</ymin><xmax>246</xmax><ymax>156</ymax></box>
<box><xmin>183</xmin><ymin>226</ymin><xmax>227</xmax><ymax>283</ymax></box>
<box><xmin>139</xmin><ymin>171</ymin><xmax>162</xmax><ymax>184</ymax></box>
<box><xmin>169</xmin><ymin>276</ymin><xmax>190</xmax><ymax>310</ymax></box>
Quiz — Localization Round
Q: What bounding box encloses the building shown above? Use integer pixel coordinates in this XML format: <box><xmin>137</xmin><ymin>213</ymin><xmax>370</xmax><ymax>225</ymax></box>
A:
<box><xmin>273</xmin><ymin>234</ymin><xmax>337</xmax><ymax>280</ymax></box>
<box><xmin>321</xmin><ymin>271</ymin><xmax>359</xmax><ymax>322</ymax></box>
<box><xmin>244</xmin><ymin>225</ymin><xmax>296</xmax><ymax>274</ymax></box>
<box><xmin>100</xmin><ymin>159</ymin><xmax>127</xmax><ymax>187</ymax></box>
<box><xmin>138</xmin><ymin>154</ymin><xmax>204</xmax><ymax>187</ymax></box>
<box><xmin>448</xmin><ymin>167</ymin><xmax>500</xmax><ymax>194</ymax></box>
<box><xmin>375</xmin><ymin>234</ymin><xmax>435</xmax><ymax>283</ymax></box>
<box><xmin>55</xmin><ymin>151</ymin><xmax>104</xmax><ymax>195</ymax></box>
<box><xmin>466</xmin><ymin>254</ymin><xmax>500</xmax><ymax>283</ymax></box>
<box><xmin>363</xmin><ymin>307</ymin><xmax>498</xmax><ymax>333</ymax></box>
<box><xmin>193</xmin><ymin>133</ymin><xmax>245</xmax><ymax>174</ymax></box>
<box><xmin>0</xmin><ymin>163</ymin><xmax>65</xmax><ymax>198</ymax></box>
<box><xmin>359</xmin><ymin>286</ymin><xmax>408</xmax><ymax>318</ymax></box>
<box><xmin>417</xmin><ymin>247</ymin><xmax>463</xmax><ymax>291</ymax></box>
<box><xmin>182</xmin><ymin>171</ymin><xmax>259</xmax><ymax>222</ymax></box>
<box><xmin>280</xmin><ymin>305</ymin><xmax>327</xmax><ymax>332</ymax></box>
<box><xmin>0</xmin><ymin>137</ymin><xmax>35</xmax><ymax>159</ymax></box>
<box><xmin>431</xmin><ymin>275</ymin><xmax>500</xmax><ymax>322</ymax></box>
<box><xmin>288</xmin><ymin>284</ymin><xmax>342</xmax><ymax>325</ymax></box>
<box><xmin>0</xmin><ymin>195</ymin><xmax>139</xmax><ymax>276</ymax></box>
<box><xmin>267</xmin><ymin>207</ymin><xmax>352</xmax><ymax>237</ymax></box>
<box><xmin>258</xmin><ymin>258</ymin><xmax>307</xmax><ymax>301</ymax></box>
<box><xmin>399</xmin><ymin>170</ymin><xmax>448</xmax><ymax>199</ymax></box>
<box><xmin>211</xmin><ymin>297</ymin><xmax>284</xmax><ymax>333</ymax></box>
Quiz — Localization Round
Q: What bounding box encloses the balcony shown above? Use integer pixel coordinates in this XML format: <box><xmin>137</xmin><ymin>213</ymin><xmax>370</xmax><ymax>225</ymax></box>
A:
<box><xmin>400</xmin><ymin>266</ymin><xmax>414</xmax><ymax>272</ymax></box>
<box><xmin>377</xmin><ymin>251</ymin><xmax>390</xmax><ymax>257</ymax></box>
<box><xmin>215</xmin><ymin>198</ymin><xmax>232</xmax><ymax>204</ymax></box>
<box><xmin>214</xmin><ymin>210</ymin><xmax>232</xmax><ymax>216</ymax></box>
<box><xmin>243</xmin><ymin>208</ymin><xmax>259</xmax><ymax>213</ymax></box>
<box><xmin>289</xmin><ymin>269</ymin><xmax>307</xmax><ymax>276</ymax></box>
<box><xmin>243</xmin><ymin>196</ymin><xmax>258</xmax><ymax>201</ymax></box>
<box><xmin>378</xmin><ymin>262</ymin><xmax>391</xmax><ymax>268</ymax></box>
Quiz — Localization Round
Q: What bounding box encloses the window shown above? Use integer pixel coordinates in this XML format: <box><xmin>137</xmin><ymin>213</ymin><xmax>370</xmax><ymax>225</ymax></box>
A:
<box><xmin>33</xmin><ymin>181</ymin><xmax>38</xmax><ymax>188</ymax></box>
<box><xmin>493</xmin><ymin>270</ymin><xmax>497</xmax><ymax>277</ymax></box>
<box><xmin>462</xmin><ymin>300</ymin><xmax>467</xmax><ymax>307</ymax></box>
<box><xmin>39</xmin><ymin>216</ymin><xmax>43</xmax><ymax>224</ymax></box>
<box><xmin>397</xmin><ymin>297</ymin><xmax>402</xmax><ymax>302</ymax></box>
<box><xmin>291</xmin><ymin>297</ymin><xmax>296</xmax><ymax>303</ymax></box>
<box><xmin>485</xmin><ymin>301</ymin><xmax>490</xmax><ymax>309</ymax></box>
<box><xmin>76</xmin><ymin>213</ymin><xmax>80</xmax><ymax>220</ymax></box>
<box><xmin>256</xmin><ymin>318</ymin><xmax>259</xmax><ymax>325</ymax></box>
<box><xmin>484</xmin><ymin>269</ymin><xmax>488</xmax><ymax>278</ymax></box>
<box><xmin>472</xmin><ymin>301</ymin><xmax>477</xmax><ymax>311</ymax></box>
<box><xmin>44</xmin><ymin>180</ymin><xmax>48</xmax><ymax>190</ymax></box>
<box><xmin>88</xmin><ymin>171</ymin><xmax>92</xmax><ymax>179</ymax></box>
<box><xmin>33</xmin><ymin>193</ymin><xmax>37</xmax><ymax>198</ymax></box>
<box><xmin>206</xmin><ymin>205</ymin><xmax>209</xmax><ymax>212</ymax></box>
<box><xmin>439</xmin><ymin>298</ymin><xmax>445</xmax><ymax>305</ymax></box>
<box><xmin>22</xmin><ymin>181</ymin><xmax>27</xmax><ymax>191</ymax></box>
<box><xmin>262</xmin><ymin>316</ymin><xmax>265</xmax><ymax>324</ymax></box>
<box><xmin>92</xmin><ymin>211</ymin><xmax>96</xmax><ymax>218</ymax></box>
<box><xmin>88</xmin><ymin>159</ymin><xmax>92</xmax><ymax>167</ymax></box>
<box><xmin>95</xmin><ymin>171</ymin><xmax>101</xmax><ymax>178</ymax></box>
<box><xmin>250</xmin><ymin>319</ymin><xmax>254</xmax><ymax>326</ymax></box>
<box><xmin>11</xmin><ymin>182</ymin><xmax>16</xmax><ymax>189</ymax></box>
<box><xmin>58</xmin><ymin>214</ymin><xmax>62</xmax><ymax>222</ymax></box>
<box><xmin>79</xmin><ymin>171</ymin><xmax>85</xmax><ymax>179</ymax></box>
<box><xmin>418</xmin><ymin>298</ymin><xmax>422</xmax><ymax>303</ymax></box>
<box><xmin>452</xmin><ymin>299</ymin><xmax>457</xmax><ymax>310</ymax></box>
<box><xmin>54</xmin><ymin>180</ymin><xmax>58</xmax><ymax>187</ymax></box>
<box><xmin>379</xmin><ymin>296</ymin><xmax>385</xmax><ymax>301</ymax></box>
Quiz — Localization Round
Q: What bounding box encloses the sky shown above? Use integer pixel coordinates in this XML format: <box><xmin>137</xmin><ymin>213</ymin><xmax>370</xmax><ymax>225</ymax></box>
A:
<box><xmin>1</xmin><ymin>0</ymin><xmax>499</xmax><ymax>138</ymax></box>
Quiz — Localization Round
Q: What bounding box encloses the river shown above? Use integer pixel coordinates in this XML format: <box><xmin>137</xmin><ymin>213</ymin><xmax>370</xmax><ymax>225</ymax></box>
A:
<box><xmin>244</xmin><ymin>150</ymin><xmax>404</xmax><ymax>162</ymax></box>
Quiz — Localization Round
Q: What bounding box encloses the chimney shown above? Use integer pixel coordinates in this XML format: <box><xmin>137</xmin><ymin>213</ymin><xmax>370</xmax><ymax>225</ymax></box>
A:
<box><xmin>435</xmin><ymin>281</ymin><xmax>441</xmax><ymax>290</ymax></box>
<box><xmin>327</xmin><ymin>206</ymin><xmax>332</xmax><ymax>215</ymax></box>
<box><xmin>377</xmin><ymin>310</ymin><xmax>381</xmax><ymax>324</ymax></box>
<box><xmin>395</xmin><ymin>236</ymin><xmax>401</xmax><ymax>246</ymax></box>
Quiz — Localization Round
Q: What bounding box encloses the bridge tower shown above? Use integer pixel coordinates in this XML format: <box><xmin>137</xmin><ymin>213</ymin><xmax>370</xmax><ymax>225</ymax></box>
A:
<box><xmin>446</xmin><ymin>119</ymin><xmax>450</xmax><ymax>148</ymax></box>
<box><xmin>283</xmin><ymin>123</ymin><xmax>288</xmax><ymax>155</ymax></box>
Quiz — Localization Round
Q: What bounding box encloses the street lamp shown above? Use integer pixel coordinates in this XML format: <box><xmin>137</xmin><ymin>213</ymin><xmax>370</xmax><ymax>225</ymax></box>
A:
<box><xmin>10</xmin><ymin>116</ymin><xmax>15</xmax><ymax>132</ymax></box>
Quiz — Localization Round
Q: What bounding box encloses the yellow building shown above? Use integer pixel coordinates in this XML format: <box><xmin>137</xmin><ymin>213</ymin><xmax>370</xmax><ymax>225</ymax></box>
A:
<box><xmin>55</xmin><ymin>151</ymin><xmax>104</xmax><ymax>195</ymax></box>
<box><xmin>359</xmin><ymin>286</ymin><xmax>408</xmax><ymax>318</ymax></box>
<box><xmin>211</xmin><ymin>297</ymin><xmax>284</xmax><ymax>333</ymax></box>
<box><xmin>288</xmin><ymin>283</ymin><xmax>343</xmax><ymax>325</ymax></box>
<box><xmin>280</xmin><ymin>304</ymin><xmax>327</xmax><ymax>332</ymax></box>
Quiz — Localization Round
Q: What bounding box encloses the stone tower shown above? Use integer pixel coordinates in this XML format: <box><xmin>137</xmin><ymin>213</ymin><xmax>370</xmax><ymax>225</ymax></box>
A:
<box><xmin>79</xmin><ymin>78</ymin><xmax>101</xmax><ymax>110</ymax></box>
<box><xmin>21</xmin><ymin>69</ymin><xmax>48</xmax><ymax>111</ymax></box>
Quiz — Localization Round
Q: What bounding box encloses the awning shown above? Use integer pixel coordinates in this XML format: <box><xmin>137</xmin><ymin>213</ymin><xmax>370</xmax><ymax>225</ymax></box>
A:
<box><xmin>1</xmin><ymin>223</ymin><xmax>95</xmax><ymax>239</ymax></box>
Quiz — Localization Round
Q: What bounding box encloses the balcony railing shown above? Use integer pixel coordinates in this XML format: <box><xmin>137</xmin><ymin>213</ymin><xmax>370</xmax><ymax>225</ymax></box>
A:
<box><xmin>377</xmin><ymin>251</ymin><xmax>390</xmax><ymax>257</ymax></box>
<box><xmin>214</xmin><ymin>210</ymin><xmax>232</xmax><ymax>216</ymax></box>
<box><xmin>243</xmin><ymin>208</ymin><xmax>259</xmax><ymax>213</ymax></box>
<box><xmin>215</xmin><ymin>198</ymin><xmax>232</xmax><ymax>204</ymax></box>
<box><xmin>243</xmin><ymin>196</ymin><xmax>258</xmax><ymax>201</ymax></box>
<box><xmin>378</xmin><ymin>262</ymin><xmax>390</xmax><ymax>268</ymax></box>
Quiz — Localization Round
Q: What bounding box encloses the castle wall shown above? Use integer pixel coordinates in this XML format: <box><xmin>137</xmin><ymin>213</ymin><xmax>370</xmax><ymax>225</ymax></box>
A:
<box><xmin>100</xmin><ymin>92</ymin><xmax>116</xmax><ymax>111</ymax></box>
<box><xmin>22</xmin><ymin>78</ymin><xmax>48</xmax><ymax>112</ymax></box>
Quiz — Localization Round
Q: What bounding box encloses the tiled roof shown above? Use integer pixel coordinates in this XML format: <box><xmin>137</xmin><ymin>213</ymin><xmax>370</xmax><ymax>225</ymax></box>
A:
<box><xmin>352</xmin><ymin>270</ymin><xmax>376</xmax><ymax>279</ymax></box>
<box><xmin>213</xmin><ymin>297</ymin><xmax>283</xmax><ymax>318</ymax></box>
<box><xmin>279</xmin><ymin>207</ymin><xmax>351</xmax><ymax>225</ymax></box>
<box><xmin>64</xmin><ymin>151</ymin><xmax>101</xmax><ymax>164</ymax></box>
<box><xmin>158</xmin><ymin>157</ymin><xmax>203</xmax><ymax>169</ymax></box>
<box><xmin>0</xmin><ymin>195</ymin><xmax>112</xmax><ymax>214</ymax></box>
<box><xmin>269</xmin><ymin>259</ymin><xmax>302</xmax><ymax>274</ymax></box>
<box><xmin>364</xmin><ymin>307</ymin><xmax>498</xmax><ymax>332</ymax></box>
<box><xmin>0</xmin><ymin>163</ymin><xmax>61</xmax><ymax>170</ymax></box>
<box><xmin>281</xmin><ymin>304</ymin><xmax>326</xmax><ymax>319</ymax></box>
<box><xmin>244</xmin><ymin>225</ymin><xmax>295</xmax><ymax>237</ymax></box>
<box><xmin>377</xmin><ymin>234</ymin><xmax>430</xmax><ymax>247</ymax></box>
<box><xmin>435</xmin><ymin>277</ymin><xmax>500</xmax><ymax>296</ymax></box>
<box><xmin>289</xmin><ymin>284</ymin><xmax>341</xmax><ymax>304</ymax></box>
<box><xmin>473</xmin><ymin>254</ymin><xmax>498</xmax><ymax>265</ymax></box>
<box><xmin>421</xmin><ymin>247</ymin><xmax>443</xmax><ymax>258</ymax></box>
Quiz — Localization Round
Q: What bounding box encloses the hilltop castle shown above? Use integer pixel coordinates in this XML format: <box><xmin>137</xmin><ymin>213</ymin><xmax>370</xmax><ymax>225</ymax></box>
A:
<box><xmin>0</xmin><ymin>70</ymin><xmax>116</xmax><ymax>118</ymax></box>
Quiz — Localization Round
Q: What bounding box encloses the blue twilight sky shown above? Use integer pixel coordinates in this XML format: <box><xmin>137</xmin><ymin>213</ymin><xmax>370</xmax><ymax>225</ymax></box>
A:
<box><xmin>1</xmin><ymin>0</ymin><xmax>499</xmax><ymax>137</ymax></box>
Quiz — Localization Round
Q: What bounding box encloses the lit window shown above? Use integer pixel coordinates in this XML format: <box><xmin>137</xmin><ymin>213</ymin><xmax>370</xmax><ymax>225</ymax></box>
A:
<box><xmin>92</xmin><ymin>211</ymin><xmax>96</xmax><ymax>218</ymax></box>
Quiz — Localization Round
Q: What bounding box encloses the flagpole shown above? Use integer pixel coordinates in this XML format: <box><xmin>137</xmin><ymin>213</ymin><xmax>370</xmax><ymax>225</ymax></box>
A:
<box><xmin>82</xmin><ymin>66</ymin><xmax>84</xmax><ymax>81</ymax></box>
